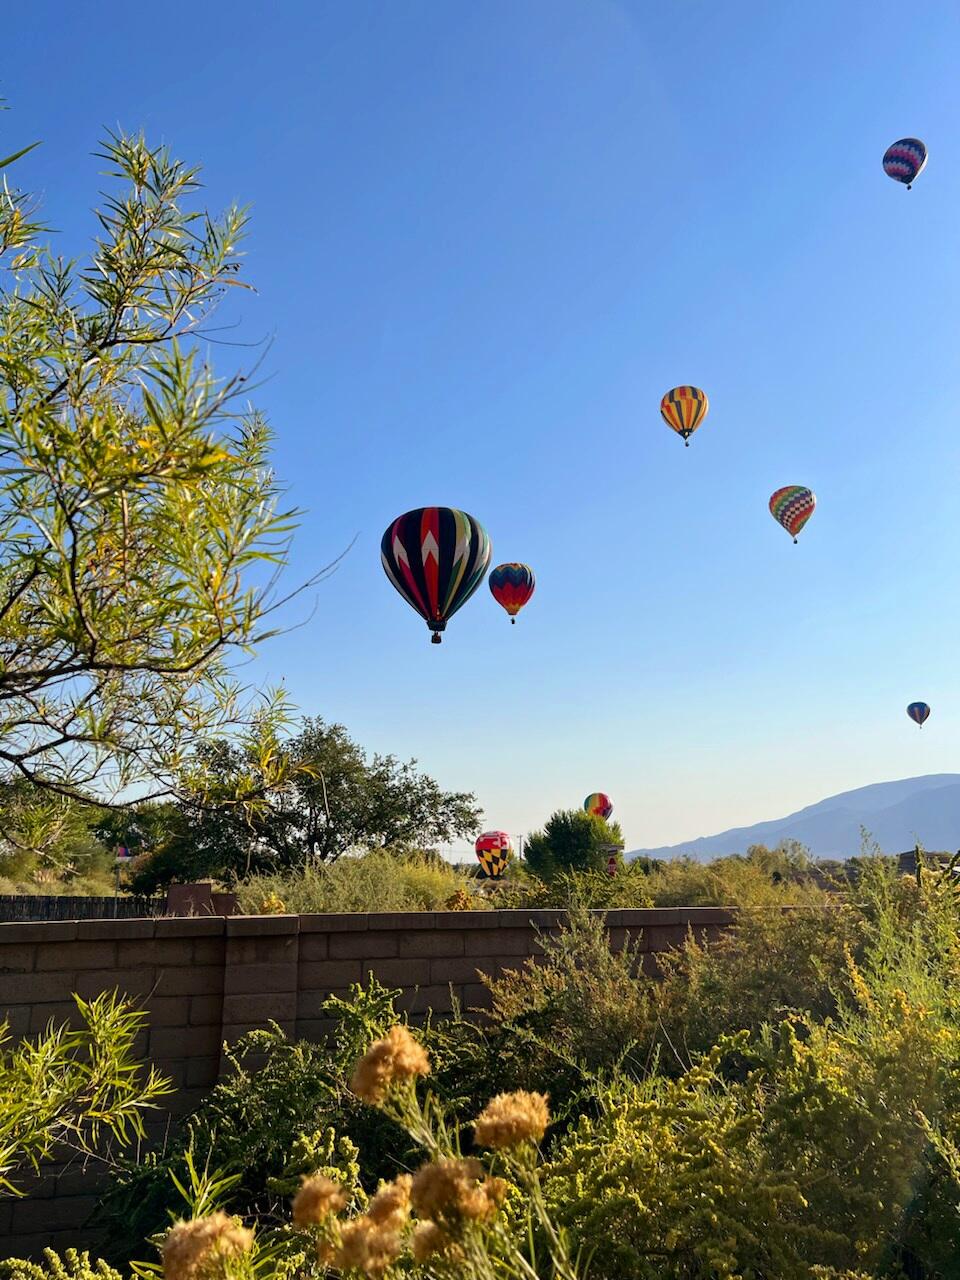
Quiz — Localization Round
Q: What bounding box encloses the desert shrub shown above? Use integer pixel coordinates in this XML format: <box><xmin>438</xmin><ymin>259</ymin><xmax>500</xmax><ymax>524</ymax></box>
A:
<box><xmin>482</xmin><ymin>908</ymin><xmax>655</xmax><ymax>1081</ymax></box>
<box><xmin>652</xmin><ymin>900</ymin><xmax>864</xmax><ymax>1064</ymax></box>
<box><xmin>541</xmin><ymin>865</ymin><xmax>960</xmax><ymax>1279</ymax></box>
<box><xmin>494</xmin><ymin>864</ymin><xmax>654</xmax><ymax>910</ymax></box>
<box><xmin>234</xmin><ymin>848</ymin><xmax>485</xmax><ymax>915</ymax></box>
<box><xmin>645</xmin><ymin>845</ymin><xmax>831</xmax><ymax>908</ymax></box>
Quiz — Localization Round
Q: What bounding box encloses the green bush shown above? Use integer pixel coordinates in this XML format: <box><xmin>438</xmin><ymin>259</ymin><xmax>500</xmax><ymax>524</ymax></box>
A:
<box><xmin>524</xmin><ymin>809</ymin><xmax>624</xmax><ymax>880</ymax></box>
<box><xmin>99</xmin><ymin>977</ymin><xmax>409</xmax><ymax>1257</ymax></box>
<box><xmin>482</xmin><ymin>907</ymin><xmax>654</xmax><ymax>1079</ymax></box>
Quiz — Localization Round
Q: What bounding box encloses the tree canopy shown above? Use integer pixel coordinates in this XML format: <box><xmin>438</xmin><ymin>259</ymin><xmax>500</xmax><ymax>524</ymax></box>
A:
<box><xmin>124</xmin><ymin>718</ymin><xmax>482</xmax><ymax>890</ymax></box>
<box><xmin>0</xmin><ymin>128</ymin><xmax>319</xmax><ymax>811</ymax></box>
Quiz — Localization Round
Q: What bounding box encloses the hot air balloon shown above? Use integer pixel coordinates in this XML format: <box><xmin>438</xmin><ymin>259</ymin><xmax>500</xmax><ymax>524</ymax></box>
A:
<box><xmin>489</xmin><ymin>563</ymin><xmax>536</xmax><ymax>624</ymax></box>
<box><xmin>769</xmin><ymin>486</ymin><xmax>816</xmax><ymax>543</ymax></box>
<box><xmin>907</xmin><ymin>702</ymin><xmax>930</xmax><ymax>728</ymax></box>
<box><xmin>660</xmin><ymin>386</ymin><xmax>709</xmax><ymax>447</ymax></box>
<box><xmin>475</xmin><ymin>831</ymin><xmax>513</xmax><ymax>879</ymax></box>
<box><xmin>584</xmin><ymin>792</ymin><xmax>613</xmax><ymax>820</ymax></box>
<box><xmin>883</xmin><ymin>138</ymin><xmax>927</xmax><ymax>189</ymax></box>
<box><xmin>381</xmin><ymin>507</ymin><xmax>491</xmax><ymax>643</ymax></box>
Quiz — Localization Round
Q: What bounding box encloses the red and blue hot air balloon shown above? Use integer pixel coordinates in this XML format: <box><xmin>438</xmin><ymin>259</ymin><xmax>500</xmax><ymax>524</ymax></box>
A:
<box><xmin>381</xmin><ymin>507</ymin><xmax>491</xmax><ymax>643</ymax></box>
<box><xmin>883</xmin><ymin>138</ymin><xmax>927</xmax><ymax>189</ymax></box>
<box><xmin>489</xmin><ymin>563</ymin><xmax>536</xmax><ymax>625</ymax></box>
<box><xmin>907</xmin><ymin>702</ymin><xmax>930</xmax><ymax>728</ymax></box>
<box><xmin>584</xmin><ymin>792</ymin><xmax>613</xmax><ymax>821</ymax></box>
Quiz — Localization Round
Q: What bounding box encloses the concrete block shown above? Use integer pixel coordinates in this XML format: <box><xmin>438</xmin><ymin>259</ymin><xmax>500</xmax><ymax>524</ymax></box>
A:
<box><xmin>75</xmin><ymin>967</ymin><xmax>157</xmax><ymax>1000</ymax></box>
<box><xmin>0</xmin><ymin>944</ymin><xmax>35</xmax><ymax>974</ymax></box>
<box><xmin>330</xmin><ymin>930</ymin><xmax>399</xmax><ymax>959</ymax></box>
<box><xmin>76</xmin><ymin>919</ymin><xmax>155</xmax><ymax>940</ymax></box>
<box><xmin>189</xmin><ymin>994</ymin><xmax>224</xmax><ymax>1026</ymax></box>
<box><xmin>429</xmin><ymin>956</ymin><xmax>485</xmax><ymax>985</ymax></box>
<box><xmin>223</xmin><ymin>962</ymin><xmax>298</xmax><ymax>996</ymax></box>
<box><xmin>432</xmin><ymin>911</ymin><xmax>499</xmax><ymax>930</ymax></box>
<box><xmin>463</xmin><ymin>928</ymin><xmax>539</xmax><ymax>957</ymax></box>
<box><xmin>0</xmin><ymin>922</ymin><xmax>78</xmax><ymax>944</ymax></box>
<box><xmin>362</xmin><ymin>958</ymin><xmax>430</xmax><ymax>987</ymax></box>
<box><xmin>222</xmin><ymin>991</ymin><xmax>297</xmax><ymax>1025</ymax></box>
<box><xmin>226</xmin><ymin>915</ymin><xmax>299</xmax><ymax>936</ymax></box>
<box><xmin>398</xmin><ymin>930</ymin><xmax>465</xmax><ymax>958</ymax></box>
<box><xmin>298</xmin><ymin>960</ymin><xmax>363</xmax><ymax>990</ymax></box>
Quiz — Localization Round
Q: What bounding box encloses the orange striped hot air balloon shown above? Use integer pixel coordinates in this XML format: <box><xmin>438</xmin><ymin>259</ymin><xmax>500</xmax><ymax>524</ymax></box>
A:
<box><xmin>660</xmin><ymin>386</ymin><xmax>709</xmax><ymax>446</ymax></box>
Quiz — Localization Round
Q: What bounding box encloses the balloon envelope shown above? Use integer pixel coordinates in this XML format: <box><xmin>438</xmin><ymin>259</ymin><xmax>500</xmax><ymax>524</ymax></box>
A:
<box><xmin>489</xmin><ymin>563</ymin><xmax>536</xmax><ymax>623</ymax></box>
<box><xmin>907</xmin><ymin>702</ymin><xmax>930</xmax><ymax>727</ymax></box>
<box><xmin>769</xmin><ymin>486</ymin><xmax>816</xmax><ymax>542</ymax></box>
<box><xmin>381</xmin><ymin>507</ymin><xmax>491</xmax><ymax>643</ymax></box>
<box><xmin>584</xmin><ymin>792</ymin><xmax>613</xmax><ymax>820</ymax></box>
<box><xmin>883</xmin><ymin>138</ymin><xmax>927</xmax><ymax>187</ymax></box>
<box><xmin>475</xmin><ymin>830</ymin><xmax>513</xmax><ymax>878</ymax></box>
<box><xmin>660</xmin><ymin>386</ymin><xmax>709</xmax><ymax>445</ymax></box>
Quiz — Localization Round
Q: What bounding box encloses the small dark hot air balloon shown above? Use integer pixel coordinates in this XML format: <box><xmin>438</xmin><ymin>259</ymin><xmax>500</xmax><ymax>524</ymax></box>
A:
<box><xmin>476</xmin><ymin>831</ymin><xmax>513</xmax><ymax>879</ymax></box>
<box><xmin>883</xmin><ymin>138</ymin><xmax>927</xmax><ymax>189</ymax></box>
<box><xmin>381</xmin><ymin>507</ymin><xmax>491</xmax><ymax>643</ymax></box>
<box><xmin>489</xmin><ymin>562</ymin><xmax>536</xmax><ymax>624</ymax></box>
<box><xmin>907</xmin><ymin>702</ymin><xmax>930</xmax><ymax>728</ymax></box>
<box><xmin>660</xmin><ymin>386</ymin><xmax>709</xmax><ymax>446</ymax></box>
<box><xmin>584</xmin><ymin>792</ymin><xmax>613</xmax><ymax>820</ymax></box>
<box><xmin>769</xmin><ymin>486</ymin><xmax>816</xmax><ymax>543</ymax></box>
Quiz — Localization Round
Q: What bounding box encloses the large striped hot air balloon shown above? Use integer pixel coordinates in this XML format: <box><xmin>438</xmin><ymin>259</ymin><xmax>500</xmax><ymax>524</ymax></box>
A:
<box><xmin>883</xmin><ymin>138</ymin><xmax>927</xmax><ymax>189</ymax></box>
<box><xmin>660</xmin><ymin>386</ymin><xmax>709</xmax><ymax>447</ymax></box>
<box><xmin>584</xmin><ymin>792</ymin><xmax>613</xmax><ymax>821</ymax></box>
<box><xmin>907</xmin><ymin>702</ymin><xmax>930</xmax><ymax>728</ymax></box>
<box><xmin>381</xmin><ymin>507</ymin><xmax>491</xmax><ymax>643</ymax></box>
<box><xmin>475</xmin><ymin>831</ymin><xmax>513</xmax><ymax>879</ymax></box>
<box><xmin>489</xmin><ymin>563</ymin><xmax>536</xmax><ymax>625</ymax></box>
<box><xmin>769</xmin><ymin>486</ymin><xmax>816</xmax><ymax>543</ymax></box>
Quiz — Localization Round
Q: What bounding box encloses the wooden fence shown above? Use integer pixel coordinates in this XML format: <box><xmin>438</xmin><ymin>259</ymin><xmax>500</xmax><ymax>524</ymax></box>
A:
<box><xmin>0</xmin><ymin>894</ymin><xmax>165</xmax><ymax>922</ymax></box>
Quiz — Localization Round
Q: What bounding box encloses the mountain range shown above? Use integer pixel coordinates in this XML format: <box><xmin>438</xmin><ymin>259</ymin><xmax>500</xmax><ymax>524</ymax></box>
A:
<box><xmin>627</xmin><ymin>774</ymin><xmax>960</xmax><ymax>861</ymax></box>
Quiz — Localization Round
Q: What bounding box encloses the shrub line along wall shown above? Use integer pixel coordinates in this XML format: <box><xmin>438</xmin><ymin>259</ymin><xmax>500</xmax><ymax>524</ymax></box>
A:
<box><xmin>0</xmin><ymin>907</ymin><xmax>734</xmax><ymax>1259</ymax></box>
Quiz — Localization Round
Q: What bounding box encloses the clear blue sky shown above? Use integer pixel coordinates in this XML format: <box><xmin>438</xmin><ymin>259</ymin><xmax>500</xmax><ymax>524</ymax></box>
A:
<box><xmin>7</xmin><ymin>1</ymin><xmax>960</xmax><ymax>854</ymax></box>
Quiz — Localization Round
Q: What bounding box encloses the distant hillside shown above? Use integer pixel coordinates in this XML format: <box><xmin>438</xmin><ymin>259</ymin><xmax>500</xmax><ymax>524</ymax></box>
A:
<box><xmin>627</xmin><ymin>774</ymin><xmax>960</xmax><ymax>861</ymax></box>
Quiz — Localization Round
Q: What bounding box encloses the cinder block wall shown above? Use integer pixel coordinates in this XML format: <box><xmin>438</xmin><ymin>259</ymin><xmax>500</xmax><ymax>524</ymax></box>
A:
<box><xmin>0</xmin><ymin>907</ymin><xmax>734</xmax><ymax>1259</ymax></box>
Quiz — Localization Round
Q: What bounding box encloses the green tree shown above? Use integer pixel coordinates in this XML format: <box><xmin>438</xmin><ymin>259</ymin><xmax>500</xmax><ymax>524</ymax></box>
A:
<box><xmin>127</xmin><ymin>718</ymin><xmax>482</xmax><ymax>889</ymax></box>
<box><xmin>0</xmin><ymin>124</ymin><xmax>319</xmax><ymax>810</ymax></box>
<box><xmin>523</xmin><ymin>808</ymin><xmax>624</xmax><ymax>880</ymax></box>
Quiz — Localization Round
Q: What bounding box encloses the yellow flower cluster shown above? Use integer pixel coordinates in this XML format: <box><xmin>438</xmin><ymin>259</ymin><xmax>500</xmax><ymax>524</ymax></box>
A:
<box><xmin>473</xmin><ymin>1090</ymin><xmax>550</xmax><ymax>1149</ymax></box>
<box><xmin>291</xmin><ymin>1174</ymin><xmax>349</xmax><ymax>1226</ymax></box>
<box><xmin>410</xmin><ymin>1219</ymin><xmax>462</xmax><ymax>1263</ymax></box>
<box><xmin>162</xmin><ymin>1213</ymin><xmax>253</xmax><ymax>1280</ymax></box>
<box><xmin>328</xmin><ymin>1176</ymin><xmax>412</xmax><ymax>1277</ymax></box>
<box><xmin>350</xmin><ymin>1025</ymin><xmax>431</xmax><ymax>1104</ymax></box>
<box><xmin>411</xmin><ymin>1157</ymin><xmax>506</xmax><ymax>1226</ymax></box>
